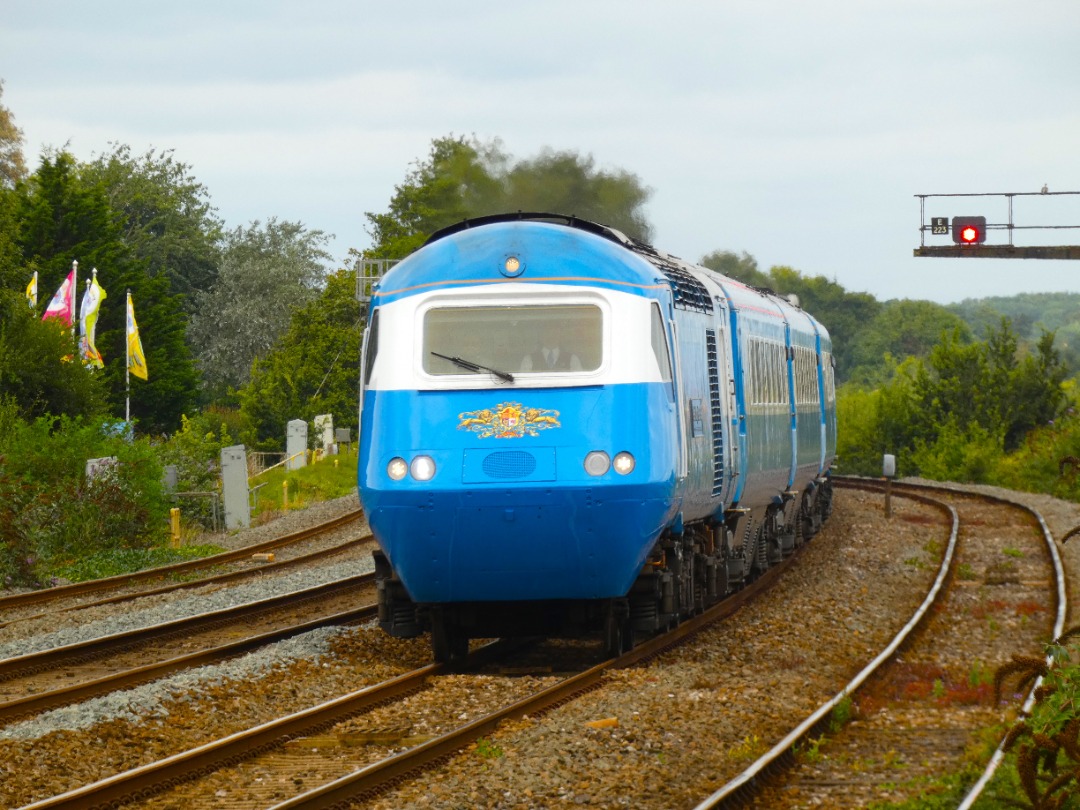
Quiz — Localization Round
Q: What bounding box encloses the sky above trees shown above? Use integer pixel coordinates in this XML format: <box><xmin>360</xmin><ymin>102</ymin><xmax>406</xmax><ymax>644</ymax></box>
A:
<box><xmin>2</xmin><ymin>2</ymin><xmax>1079</xmax><ymax>304</ymax></box>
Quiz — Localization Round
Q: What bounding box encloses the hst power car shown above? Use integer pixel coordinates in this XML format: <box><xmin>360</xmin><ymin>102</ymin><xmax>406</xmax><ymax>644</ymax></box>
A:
<box><xmin>358</xmin><ymin>213</ymin><xmax>835</xmax><ymax>662</ymax></box>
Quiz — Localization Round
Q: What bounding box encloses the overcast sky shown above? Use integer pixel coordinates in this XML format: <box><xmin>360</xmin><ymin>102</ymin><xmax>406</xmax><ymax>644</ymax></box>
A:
<box><xmin>3</xmin><ymin>1</ymin><xmax>1079</xmax><ymax>304</ymax></box>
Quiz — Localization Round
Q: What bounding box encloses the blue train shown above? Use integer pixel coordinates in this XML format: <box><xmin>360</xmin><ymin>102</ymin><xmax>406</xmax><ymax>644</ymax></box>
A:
<box><xmin>358</xmin><ymin>213</ymin><xmax>836</xmax><ymax>662</ymax></box>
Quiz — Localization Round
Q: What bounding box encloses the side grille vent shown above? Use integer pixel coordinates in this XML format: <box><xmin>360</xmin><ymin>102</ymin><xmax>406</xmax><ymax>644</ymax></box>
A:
<box><xmin>706</xmin><ymin>329</ymin><xmax>725</xmax><ymax>497</ymax></box>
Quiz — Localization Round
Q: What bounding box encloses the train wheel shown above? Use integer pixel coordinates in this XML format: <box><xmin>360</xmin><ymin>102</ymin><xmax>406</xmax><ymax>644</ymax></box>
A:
<box><xmin>603</xmin><ymin>600</ymin><xmax>633</xmax><ymax>657</ymax></box>
<box><xmin>431</xmin><ymin>610</ymin><xmax>469</xmax><ymax>666</ymax></box>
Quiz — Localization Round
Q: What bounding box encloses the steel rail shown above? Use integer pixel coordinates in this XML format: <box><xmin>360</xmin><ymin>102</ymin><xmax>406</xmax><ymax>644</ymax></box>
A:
<box><xmin>0</xmin><ymin>604</ymin><xmax>378</xmax><ymax>725</ymax></box>
<box><xmin>955</xmin><ymin>487</ymin><xmax>1068</xmax><ymax>808</ymax></box>
<box><xmin>262</xmin><ymin>518</ymin><xmax>817</xmax><ymax>809</ymax></box>
<box><xmin>18</xmin><ymin>662</ymin><xmax>441</xmax><ymax>810</ymax></box>
<box><xmin>822</xmin><ymin>479</ymin><xmax>1070</xmax><ymax>808</ymax></box>
<box><xmin>0</xmin><ymin>573</ymin><xmax>373</xmax><ymax>682</ymax></box>
<box><xmin>2</xmin><ymin>532</ymin><xmax>374</xmax><ymax>629</ymax></box>
<box><xmin>0</xmin><ymin>508</ymin><xmax>363</xmax><ymax>614</ymax></box>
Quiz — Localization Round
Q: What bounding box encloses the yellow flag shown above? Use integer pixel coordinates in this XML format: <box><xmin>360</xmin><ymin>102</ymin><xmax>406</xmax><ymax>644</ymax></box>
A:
<box><xmin>79</xmin><ymin>274</ymin><xmax>107</xmax><ymax>368</ymax></box>
<box><xmin>26</xmin><ymin>271</ymin><xmax>37</xmax><ymax>308</ymax></box>
<box><xmin>126</xmin><ymin>291</ymin><xmax>148</xmax><ymax>380</ymax></box>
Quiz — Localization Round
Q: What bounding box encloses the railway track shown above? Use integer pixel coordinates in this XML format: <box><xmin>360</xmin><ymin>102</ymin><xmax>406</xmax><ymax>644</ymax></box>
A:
<box><xmin>13</xmin><ymin>548</ymin><xmax>806</xmax><ymax>810</ymax></box>
<box><xmin>0</xmin><ymin>508</ymin><xmax>367</xmax><ymax>626</ymax></box>
<box><xmin>0</xmin><ymin>578</ymin><xmax>377</xmax><ymax>724</ymax></box>
<box><xmin>2</xmin><ymin>482</ymin><xmax>1065</xmax><ymax>808</ymax></box>
<box><xmin>0</xmin><ymin>484</ymin><xmax>905</xmax><ymax>809</ymax></box>
<box><xmin>699</xmin><ymin>477</ymin><xmax>1068</xmax><ymax>808</ymax></box>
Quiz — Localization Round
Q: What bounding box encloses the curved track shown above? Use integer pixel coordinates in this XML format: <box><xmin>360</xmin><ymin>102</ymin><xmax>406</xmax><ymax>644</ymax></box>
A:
<box><xmin>696</xmin><ymin>477</ymin><xmax>1067</xmax><ymax>808</ymax></box>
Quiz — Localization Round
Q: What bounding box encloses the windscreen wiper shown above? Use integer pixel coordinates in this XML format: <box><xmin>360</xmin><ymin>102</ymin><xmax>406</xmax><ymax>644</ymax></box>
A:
<box><xmin>430</xmin><ymin>352</ymin><xmax>515</xmax><ymax>383</ymax></box>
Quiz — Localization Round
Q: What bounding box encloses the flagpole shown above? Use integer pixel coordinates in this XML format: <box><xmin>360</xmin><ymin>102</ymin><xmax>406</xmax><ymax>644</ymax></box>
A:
<box><xmin>71</xmin><ymin>260</ymin><xmax>78</xmax><ymax>337</ymax></box>
<box><xmin>125</xmin><ymin>288</ymin><xmax>131</xmax><ymax>424</ymax></box>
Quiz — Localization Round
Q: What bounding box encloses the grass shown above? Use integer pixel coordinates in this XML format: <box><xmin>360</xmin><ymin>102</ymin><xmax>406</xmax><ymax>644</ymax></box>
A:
<box><xmin>52</xmin><ymin>543</ymin><xmax>227</xmax><ymax>583</ymax></box>
<box><xmin>249</xmin><ymin>451</ymin><xmax>358</xmax><ymax>521</ymax></box>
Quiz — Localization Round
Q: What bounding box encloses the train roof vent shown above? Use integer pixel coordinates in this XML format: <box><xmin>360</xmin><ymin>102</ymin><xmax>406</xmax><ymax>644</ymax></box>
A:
<box><xmin>627</xmin><ymin>239</ymin><xmax>713</xmax><ymax>314</ymax></box>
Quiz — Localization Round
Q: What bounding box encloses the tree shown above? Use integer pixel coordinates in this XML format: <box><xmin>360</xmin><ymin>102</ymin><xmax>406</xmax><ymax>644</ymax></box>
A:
<box><xmin>503</xmin><ymin>148</ymin><xmax>653</xmax><ymax>241</ymax></box>
<box><xmin>987</xmin><ymin>321</ymin><xmax>1067</xmax><ymax>450</ymax></box>
<box><xmin>364</xmin><ymin>135</ymin><xmax>654</xmax><ymax>258</ymax></box>
<box><xmin>83</xmin><ymin>143</ymin><xmax>223</xmax><ymax>306</ymax></box>
<box><xmin>238</xmin><ymin>267</ymin><xmax>362</xmax><ymax>449</ymax></box>
<box><xmin>844</xmin><ymin>299</ymin><xmax>970</xmax><ymax>385</ymax></box>
<box><xmin>365</xmin><ymin>136</ymin><xmax>501</xmax><ymax>259</ymax></box>
<box><xmin>14</xmin><ymin>150</ymin><xmax>199</xmax><ymax>433</ymax></box>
<box><xmin>854</xmin><ymin>318</ymin><xmax>1068</xmax><ymax>479</ymax></box>
<box><xmin>700</xmin><ymin>250</ymin><xmax>770</xmax><ymax>288</ymax></box>
<box><xmin>188</xmin><ymin>218</ymin><xmax>333</xmax><ymax>396</ymax></box>
<box><xmin>0</xmin><ymin>288</ymin><xmax>107</xmax><ymax>420</ymax></box>
<box><xmin>0</xmin><ymin>79</ymin><xmax>27</xmax><ymax>190</ymax></box>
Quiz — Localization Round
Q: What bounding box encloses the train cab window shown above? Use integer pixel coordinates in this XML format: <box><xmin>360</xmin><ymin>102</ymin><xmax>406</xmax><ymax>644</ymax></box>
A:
<box><xmin>650</xmin><ymin>304</ymin><xmax>674</xmax><ymax>385</ymax></box>
<box><xmin>423</xmin><ymin>304</ymin><xmax>602</xmax><ymax>376</ymax></box>
<box><xmin>361</xmin><ymin>308</ymin><xmax>379</xmax><ymax>389</ymax></box>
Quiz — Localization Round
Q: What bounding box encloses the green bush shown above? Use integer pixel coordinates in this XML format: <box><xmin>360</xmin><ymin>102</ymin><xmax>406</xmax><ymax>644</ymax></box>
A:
<box><xmin>154</xmin><ymin>410</ymin><xmax>242</xmax><ymax>529</ymax></box>
<box><xmin>0</xmin><ymin>413</ymin><xmax>168</xmax><ymax>587</ymax></box>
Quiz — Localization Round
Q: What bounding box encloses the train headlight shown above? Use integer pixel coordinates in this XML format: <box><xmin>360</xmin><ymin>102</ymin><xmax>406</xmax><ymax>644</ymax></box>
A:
<box><xmin>410</xmin><ymin>455</ymin><xmax>437</xmax><ymax>481</ymax></box>
<box><xmin>584</xmin><ymin>451</ymin><xmax>610</xmax><ymax>476</ymax></box>
<box><xmin>613</xmin><ymin>452</ymin><xmax>635</xmax><ymax>475</ymax></box>
<box><xmin>387</xmin><ymin>457</ymin><xmax>408</xmax><ymax>481</ymax></box>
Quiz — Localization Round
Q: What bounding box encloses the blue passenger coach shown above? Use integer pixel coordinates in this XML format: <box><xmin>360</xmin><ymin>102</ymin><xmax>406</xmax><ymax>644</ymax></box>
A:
<box><xmin>358</xmin><ymin>214</ymin><xmax>835</xmax><ymax>662</ymax></box>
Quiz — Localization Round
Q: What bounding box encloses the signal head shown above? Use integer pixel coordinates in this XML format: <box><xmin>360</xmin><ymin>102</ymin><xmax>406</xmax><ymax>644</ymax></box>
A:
<box><xmin>951</xmin><ymin>216</ymin><xmax>987</xmax><ymax>245</ymax></box>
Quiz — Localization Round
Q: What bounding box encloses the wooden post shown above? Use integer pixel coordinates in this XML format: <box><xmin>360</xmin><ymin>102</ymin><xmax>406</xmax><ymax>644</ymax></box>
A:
<box><xmin>883</xmin><ymin>454</ymin><xmax>896</xmax><ymax>519</ymax></box>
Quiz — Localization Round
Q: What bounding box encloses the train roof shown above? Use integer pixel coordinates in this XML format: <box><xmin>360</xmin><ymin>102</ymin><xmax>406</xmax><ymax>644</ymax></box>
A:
<box><xmin>425</xmin><ymin>213</ymin><xmax>820</xmax><ymax>326</ymax></box>
<box><xmin>412</xmin><ymin>213</ymin><xmax>825</xmax><ymax>341</ymax></box>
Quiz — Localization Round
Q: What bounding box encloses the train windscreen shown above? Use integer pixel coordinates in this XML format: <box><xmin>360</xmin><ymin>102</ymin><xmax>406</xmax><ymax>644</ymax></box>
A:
<box><xmin>423</xmin><ymin>304</ymin><xmax>602</xmax><ymax>375</ymax></box>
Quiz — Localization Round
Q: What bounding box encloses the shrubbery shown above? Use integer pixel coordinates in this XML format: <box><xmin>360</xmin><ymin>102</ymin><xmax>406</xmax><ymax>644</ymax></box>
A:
<box><xmin>0</xmin><ymin>401</ymin><xmax>168</xmax><ymax>587</ymax></box>
<box><xmin>0</xmin><ymin>398</ymin><xmax>357</xmax><ymax>589</ymax></box>
<box><xmin>836</xmin><ymin>320</ymin><xmax>1071</xmax><ymax>496</ymax></box>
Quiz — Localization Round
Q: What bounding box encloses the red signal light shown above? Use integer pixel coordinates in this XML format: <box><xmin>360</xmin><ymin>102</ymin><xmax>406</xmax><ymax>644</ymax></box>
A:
<box><xmin>951</xmin><ymin>216</ymin><xmax>987</xmax><ymax>245</ymax></box>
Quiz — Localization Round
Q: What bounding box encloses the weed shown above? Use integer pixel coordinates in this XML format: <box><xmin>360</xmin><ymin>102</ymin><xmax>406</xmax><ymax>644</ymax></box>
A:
<box><xmin>796</xmin><ymin>735</ymin><xmax>826</xmax><ymax>764</ymax></box>
<box><xmin>54</xmin><ymin>543</ymin><xmax>227</xmax><ymax>582</ymax></box>
<box><xmin>969</xmin><ymin>660</ymin><xmax>991</xmax><ymax>689</ymax></box>
<box><xmin>956</xmin><ymin>562</ymin><xmax>977</xmax><ymax>581</ymax></box>
<box><xmin>1002</xmin><ymin>546</ymin><xmax>1025</xmax><ymax>558</ymax></box>
<box><xmin>728</xmin><ymin>734</ymin><xmax>765</xmax><ymax>761</ymax></box>
<box><xmin>474</xmin><ymin>736</ymin><xmax>504</xmax><ymax>759</ymax></box>
<box><xmin>993</xmin><ymin>627</ymin><xmax>1080</xmax><ymax>808</ymax></box>
<box><xmin>829</xmin><ymin>693</ymin><xmax>854</xmax><ymax>733</ymax></box>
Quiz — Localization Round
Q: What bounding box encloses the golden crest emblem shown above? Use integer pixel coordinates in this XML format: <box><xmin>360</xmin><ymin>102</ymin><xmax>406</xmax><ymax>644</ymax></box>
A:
<box><xmin>458</xmin><ymin>402</ymin><xmax>561</xmax><ymax>439</ymax></box>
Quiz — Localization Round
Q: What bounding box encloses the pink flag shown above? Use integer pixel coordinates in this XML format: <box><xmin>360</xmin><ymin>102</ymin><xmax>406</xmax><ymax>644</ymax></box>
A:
<box><xmin>43</xmin><ymin>268</ymin><xmax>77</xmax><ymax>327</ymax></box>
